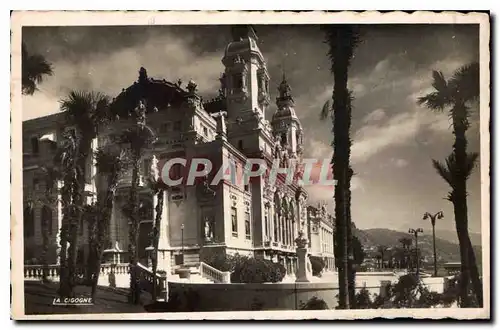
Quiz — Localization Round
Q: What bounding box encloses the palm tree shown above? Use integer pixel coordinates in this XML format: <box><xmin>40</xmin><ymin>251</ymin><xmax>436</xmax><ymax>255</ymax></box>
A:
<box><xmin>399</xmin><ymin>237</ymin><xmax>412</xmax><ymax>269</ymax></box>
<box><xmin>88</xmin><ymin>146</ymin><xmax>128</xmax><ymax>299</ymax></box>
<box><xmin>22</xmin><ymin>42</ymin><xmax>53</xmax><ymax>95</ymax></box>
<box><xmin>320</xmin><ymin>24</ymin><xmax>360</xmax><ymax>309</ymax></box>
<box><xmin>59</xmin><ymin>91</ymin><xmax>111</xmax><ymax>294</ymax></box>
<box><xmin>39</xmin><ymin>166</ymin><xmax>60</xmax><ymax>282</ymax></box>
<box><xmin>118</xmin><ymin>100</ymin><xmax>157</xmax><ymax>304</ymax></box>
<box><xmin>418</xmin><ymin>62</ymin><xmax>482</xmax><ymax>307</ymax></box>
<box><xmin>53</xmin><ymin>130</ymin><xmax>78</xmax><ymax>297</ymax></box>
<box><xmin>377</xmin><ymin>245</ymin><xmax>387</xmax><ymax>270</ymax></box>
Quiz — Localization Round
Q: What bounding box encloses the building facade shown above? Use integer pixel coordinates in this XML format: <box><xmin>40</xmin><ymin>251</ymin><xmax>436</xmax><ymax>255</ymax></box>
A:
<box><xmin>306</xmin><ymin>205</ymin><xmax>335</xmax><ymax>271</ymax></box>
<box><xmin>22</xmin><ymin>26</ymin><xmax>335</xmax><ymax>276</ymax></box>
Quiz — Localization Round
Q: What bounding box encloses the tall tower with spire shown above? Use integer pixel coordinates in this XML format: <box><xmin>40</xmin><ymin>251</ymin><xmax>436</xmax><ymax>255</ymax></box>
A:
<box><xmin>220</xmin><ymin>25</ymin><xmax>271</xmax><ymax>121</ymax></box>
<box><xmin>271</xmin><ymin>73</ymin><xmax>304</xmax><ymax>161</ymax></box>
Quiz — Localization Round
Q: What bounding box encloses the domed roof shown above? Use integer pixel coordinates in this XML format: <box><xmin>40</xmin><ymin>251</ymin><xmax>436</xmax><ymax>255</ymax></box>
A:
<box><xmin>272</xmin><ymin>107</ymin><xmax>297</xmax><ymax>120</ymax></box>
<box><xmin>224</xmin><ymin>37</ymin><xmax>260</xmax><ymax>58</ymax></box>
<box><xmin>110</xmin><ymin>67</ymin><xmax>189</xmax><ymax>118</ymax></box>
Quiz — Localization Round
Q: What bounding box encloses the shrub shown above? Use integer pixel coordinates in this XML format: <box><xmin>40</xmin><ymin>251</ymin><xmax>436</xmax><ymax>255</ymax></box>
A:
<box><xmin>206</xmin><ymin>253</ymin><xmax>247</xmax><ymax>273</ymax></box>
<box><xmin>354</xmin><ymin>286</ymin><xmax>373</xmax><ymax>309</ymax></box>
<box><xmin>309</xmin><ymin>256</ymin><xmax>325</xmax><ymax>277</ymax></box>
<box><xmin>300</xmin><ymin>296</ymin><xmax>329</xmax><ymax>310</ymax></box>
<box><xmin>230</xmin><ymin>257</ymin><xmax>286</xmax><ymax>283</ymax></box>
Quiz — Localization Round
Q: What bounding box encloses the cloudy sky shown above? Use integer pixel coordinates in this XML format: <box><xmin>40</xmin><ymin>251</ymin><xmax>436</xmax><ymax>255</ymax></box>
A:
<box><xmin>22</xmin><ymin>24</ymin><xmax>482</xmax><ymax>234</ymax></box>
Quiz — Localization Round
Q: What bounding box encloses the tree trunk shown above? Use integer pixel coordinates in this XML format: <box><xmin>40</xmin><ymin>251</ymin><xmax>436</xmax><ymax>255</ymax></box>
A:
<box><xmin>151</xmin><ymin>189</ymin><xmax>164</xmax><ymax>300</ymax></box>
<box><xmin>333</xmin><ymin>77</ymin><xmax>350</xmax><ymax>309</ymax></box>
<box><xmin>452</xmin><ymin>104</ymin><xmax>474</xmax><ymax>307</ymax></box>
<box><xmin>466</xmin><ymin>233</ymin><xmax>483</xmax><ymax>307</ymax></box>
<box><xmin>41</xmin><ymin>206</ymin><xmax>50</xmax><ymax>282</ymax></box>
<box><xmin>128</xmin><ymin>147</ymin><xmax>141</xmax><ymax>304</ymax></box>
<box><xmin>58</xmin><ymin>175</ymin><xmax>72</xmax><ymax>297</ymax></box>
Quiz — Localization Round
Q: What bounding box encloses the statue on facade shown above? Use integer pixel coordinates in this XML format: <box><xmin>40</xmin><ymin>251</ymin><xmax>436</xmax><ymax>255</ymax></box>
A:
<box><xmin>187</xmin><ymin>79</ymin><xmax>198</xmax><ymax>94</ymax></box>
<box><xmin>204</xmin><ymin>216</ymin><xmax>214</xmax><ymax>242</ymax></box>
<box><xmin>211</xmin><ymin>110</ymin><xmax>228</xmax><ymax>138</ymax></box>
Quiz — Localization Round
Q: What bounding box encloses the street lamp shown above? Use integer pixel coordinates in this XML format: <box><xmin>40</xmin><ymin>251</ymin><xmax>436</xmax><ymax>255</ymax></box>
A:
<box><xmin>423</xmin><ymin>211</ymin><xmax>444</xmax><ymax>277</ymax></box>
<box><xmin>181</xmin><ymin>223</ymin><xmax>185</xmax><ymax>266</ymax></box>
<box><xmin>408</xmin><ymin>228</ymin><xmax>423</xmax><ymax>277</ymax></box>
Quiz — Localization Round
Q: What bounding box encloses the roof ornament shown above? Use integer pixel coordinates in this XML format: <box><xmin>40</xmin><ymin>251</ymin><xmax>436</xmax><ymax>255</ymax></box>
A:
<box><xmin>187</xmin><ymin>79</ymin><xmax>198</xmax><ymax>94</ymax></box>
<box><xmin>138</xmin><ymin>67</ymin><xmax>148</xmax><ymax>83</ymax></box>
<box><xmin>211</xmin><ymin>110</ymin><xmax>228</xmax><ymax>139</ymax></box>
<box><xmin>176</xmin><ymin>78</ymin><xmax>182</xmax><ymax>88</ymax></box>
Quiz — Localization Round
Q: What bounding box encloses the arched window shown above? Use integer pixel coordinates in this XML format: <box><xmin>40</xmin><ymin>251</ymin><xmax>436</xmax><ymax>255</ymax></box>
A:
<box><xmin>24</xmin><ymin>205</ymin><xmax>35</xmax><ymax>238</ymax></box>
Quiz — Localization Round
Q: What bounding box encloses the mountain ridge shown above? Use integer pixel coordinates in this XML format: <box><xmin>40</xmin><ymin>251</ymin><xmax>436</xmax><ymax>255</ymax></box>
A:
<box><xmin>352</xmin><ymin>227</ymin><xmax>482</xmax><ymax>263</ymax></box>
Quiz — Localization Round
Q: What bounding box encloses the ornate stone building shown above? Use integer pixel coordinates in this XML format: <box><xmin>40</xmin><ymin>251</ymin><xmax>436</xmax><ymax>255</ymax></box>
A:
<box><xmin>307</xmin><ymin>205</ymin><xmax>336</xmax><ymax>271</ymax></box>
<box><xmin>22</xmin><ymin>26</ymin><xmax>335</xmax><ymax>276</ymax></box>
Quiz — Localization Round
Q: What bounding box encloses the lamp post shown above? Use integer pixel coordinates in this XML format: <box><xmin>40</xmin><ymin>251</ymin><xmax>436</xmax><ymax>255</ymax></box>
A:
<box><xmin>408</xmin><ymin>228</ymin><xmax>423</xmax><ymax>277</ymax></box>
<box><xmin>181</xmin><ymin>223</ymin><xmax>185</xmax><ymax>266</ymax></box>
<box><xmin>423</xmin><ymin>211</ymin><xmax>444</xmax><ymax>277</ymax></box>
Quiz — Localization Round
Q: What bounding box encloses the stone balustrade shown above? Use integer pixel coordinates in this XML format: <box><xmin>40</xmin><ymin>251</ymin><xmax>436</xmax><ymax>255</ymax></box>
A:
<box><xmin>199</xmin><ymin>262</ymin><xmax>231</xmax><ymax>283</ymax></box>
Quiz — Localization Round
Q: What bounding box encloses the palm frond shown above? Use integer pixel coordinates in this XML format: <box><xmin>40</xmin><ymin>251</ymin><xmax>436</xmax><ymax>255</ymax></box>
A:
<box><xmin>432</xmin><ymin>157</ymin><xmax>454</xmax><ymax>187</ymax></box>
<box><xmin>431</xmin><ymin>71</ymin><xmax>448</xmax><ymax>94</ymax></box>
<box><xmin>449</xmin><ymin>62</ymin><xmax>480</xmax><ymax>104</ymax></box>
<box><xmin>22</xmin><ymin>42</ymin><xmax>53</xmax><ymax>95</ymax></box>
<box><xmin>417</xmin><ymin>92</ymin><xmax>448</xmax><ymax>112</ymax></box>
<box><xmin>320</xmin><ymin>99</ymin><xmax>332</xmax><ymax>120</ymax></box>
<box><xmin>95</xmin><ymin>146</ymin><xmax>129</xmax><ymax>175</ymax></box>
<box><xmin>465</xmin><ymin>152</ymin><xmax>479</xmax><ymax>179</ymax></box>
<box><xmin>60</xmin><ymin>90</ymin><xmax>111</xmax><ymax>135</ymax></box>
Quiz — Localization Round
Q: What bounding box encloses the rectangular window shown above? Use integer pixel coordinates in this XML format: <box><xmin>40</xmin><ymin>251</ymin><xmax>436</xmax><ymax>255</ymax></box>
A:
<box><xmin>203</xmin><ymin>126</ymin><xmax>208</xmax><ymax>137</ymax></box>
<box><xmin>231</xmin><ymin>207</ymin><xmax>238</xmax><ymax>236</ymax></box>
<box><xmin>31</xmin><ymin>137</ymin><xmax>39</xmax><ymax>155</ymax></box>
<box><xmin>245</xmin><ymin>211</ymin><xmax>251</xmax><ymax>239</ymax></box>
<box><xmin>173</xmin><ymin>121</ymin><xmax>181</xmax><ymax>131</ymax></box>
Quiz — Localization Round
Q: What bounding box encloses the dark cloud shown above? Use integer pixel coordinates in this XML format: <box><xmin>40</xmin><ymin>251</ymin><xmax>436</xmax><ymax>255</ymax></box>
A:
<box><xmin>21</xmin><ymin>24</ymin><xmax>482</xmax><ymax>233</ymax></box>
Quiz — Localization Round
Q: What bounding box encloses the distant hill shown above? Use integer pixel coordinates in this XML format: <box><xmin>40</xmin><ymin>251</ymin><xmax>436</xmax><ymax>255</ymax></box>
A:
<box><xmin>434</xmin><ymin>229</ymin><xmax>482</xmax><ymax>246</ymax></box>
<box><xmin>352</xmin><ymin>227</ymin><xmax>482</xmax><ymax>264</ymax></box>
